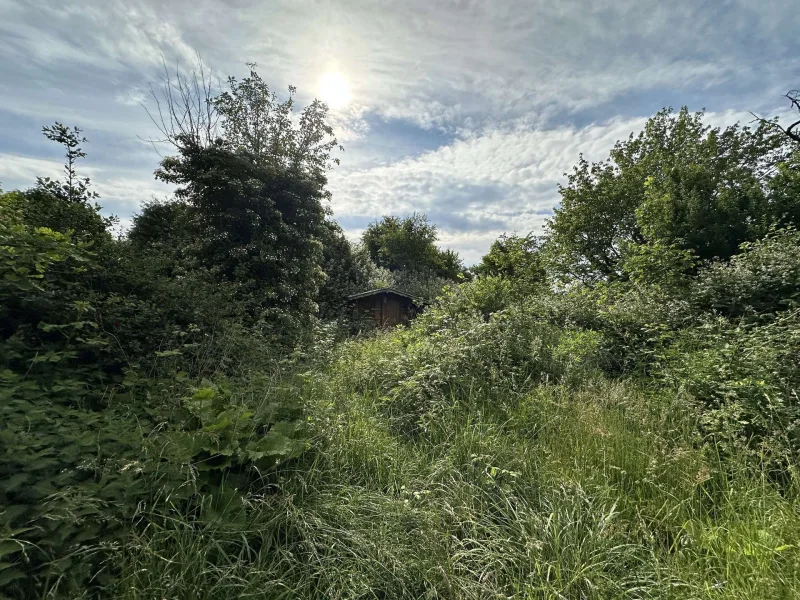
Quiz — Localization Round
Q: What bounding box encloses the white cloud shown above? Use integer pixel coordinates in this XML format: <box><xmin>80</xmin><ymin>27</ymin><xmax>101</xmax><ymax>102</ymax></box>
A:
<box><xmin>115</xmin><ymin>88</ymin><xmax>148</xmax><ymax>106</ymax></box>
<box><xmin>8</xmin><ymin>0</ymin><xmax>791</xmax><ymax>135</ymax></box>
<box><xmin>2</xmin><ymin>0</ymin><xmax>798</xmax><ymax>262</ymax></box>
<box><xmin>0</xmin><ymin>0</ymin><xmax>198</xmax><ymax>70</ymax></box>
<box><xmin>327</xmin><ymin>104</ymin><xmax>371</xmax><ymax>143</ymax></box>
<box><xmin>0</xmin><ymin>152</ymin><xmax>172</xmax><ymax>214</ymax></box>
<box><xmin>329</xmin><ymin>116</ymin><xmax>647</xmax><ymax>224</ymax></box>
<box><xmin>329</xmin><ymin>109</ymin><xmax>760</xmax><ymax>261</ymax></box>
<box><xmin>0</xmin><ymin>154</ymin><xmax>65</xmax><ymax>187</ymax></box>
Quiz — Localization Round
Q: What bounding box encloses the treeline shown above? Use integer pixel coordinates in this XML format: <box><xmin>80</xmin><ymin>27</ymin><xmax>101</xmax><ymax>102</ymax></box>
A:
<box><xmin>2</xmin><ymin>63</ymin><xmax>800</xmax><ymax>597</ymax></box>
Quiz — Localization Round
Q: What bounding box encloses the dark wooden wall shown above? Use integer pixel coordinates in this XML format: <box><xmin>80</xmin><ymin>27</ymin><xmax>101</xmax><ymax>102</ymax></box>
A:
<box><xmin>351</xmin><ymin>293</ymin><xmax>415</xmax><ymax>327</ymax></box>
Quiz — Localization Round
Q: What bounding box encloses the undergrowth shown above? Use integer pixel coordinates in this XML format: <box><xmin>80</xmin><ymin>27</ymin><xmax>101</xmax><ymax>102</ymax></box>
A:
<box><xmin>110</xmin><ymin>331</ymin><xmax>800</xmax><ymax>600</ymax></box>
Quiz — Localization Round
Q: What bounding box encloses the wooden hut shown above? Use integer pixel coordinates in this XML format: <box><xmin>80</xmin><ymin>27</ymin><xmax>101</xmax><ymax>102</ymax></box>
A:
<box><xmin>347</xmin><ymin>288</ymin><xmax>423</xmax><ymax>328</ymax></box>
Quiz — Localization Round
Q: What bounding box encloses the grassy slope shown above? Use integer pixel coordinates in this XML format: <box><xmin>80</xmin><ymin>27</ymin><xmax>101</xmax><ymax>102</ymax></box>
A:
<box><xmin>116</xmin><ymin>328</ymin><xmax>800</xmax><ymax>600</ymax></box>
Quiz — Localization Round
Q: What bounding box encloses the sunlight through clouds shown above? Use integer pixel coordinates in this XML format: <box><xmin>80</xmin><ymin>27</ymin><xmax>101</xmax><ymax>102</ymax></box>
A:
<box><xmin>1</xmin><ymin>0</ymin><xmax>798</xmax><ymax>260</ymax></box>
<box><xmin>318</xmin><ymin>72</ymin><xmax>351</xmax><ymax>110</ymax></box>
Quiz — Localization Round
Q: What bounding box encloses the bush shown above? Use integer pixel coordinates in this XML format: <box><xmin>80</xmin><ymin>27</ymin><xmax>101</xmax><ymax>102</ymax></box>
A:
<box><xmin>690</xmin><ymin>227</ymin><xmax>800</xmax><ymax>318</ymax></box>
<box><xmin>659</xmin><ymin>310</ymin><xmax>800</xmax><ymax>470</ymax></box>
<box><xmin>0</xmin><ymin>200</ymin><xmax>311</xmax><ymax>597</ymax></box>
<box><xmin>334</xmin><ymin>294</ymin><xmax>610</xmax><ymax>436</ymax></box>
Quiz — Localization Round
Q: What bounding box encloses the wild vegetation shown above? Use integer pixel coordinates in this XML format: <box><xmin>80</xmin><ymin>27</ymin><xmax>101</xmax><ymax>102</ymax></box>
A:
<box><xmin>2</xmin><ymin>67</ymin><xmax>800</xmax><ymax>599</ymax></box>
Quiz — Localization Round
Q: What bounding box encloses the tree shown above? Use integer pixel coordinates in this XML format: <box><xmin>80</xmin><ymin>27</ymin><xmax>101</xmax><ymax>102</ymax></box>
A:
<box><xmin>38</xmin><ymin>123</ymin><xmax>98</xmax><ymax>204</ymax></box>
<box><xmin>362</xmin><ymin>213</ymin><xmax>464</xmax><ymax>280</ymax></box>
<box><xmin>149</xmin><ymin>63</ymin><xmax>340</xmax><ymax>342</ymax></box>
<box><xmin>6</xmin><ymin>123</ymin><xmax>115</xmax><ymax>244</ymax></box>
<box><xmin>437</xmin><ymin>248</ymin><xmax>466</xmax><ymax>281</ymax></box>
<box><xmin>547</xmin><ymin>108</ymin><xmax>789</xmax><ymax>282</ymax></box>
<box><xmin>146</xmin><ymin>62</ymin><xmax>340</xmax><ymax>183</ymax></box>
<box><xmin>317</xmin><ymin>220</ymin><xmax>374</xmax><ymax>319</ymax></box>
<box><xmin>213</xmin><ymin>65</ymin><xmax>341</xmax><ymax>187</ymax></box>
<box><xmin>474</xmin><ymin>233</ymin><xmax>546</xmax><ymax>287</ymax></box>
<box><xmin>766</xmin><ymin>154</ymin><xmax>800</xmax><ymax>226</ymax></box>
<box><xmin>128</xmin><ymin>198</ymin><xmax>190</xmax><ymax>251</ymax></box>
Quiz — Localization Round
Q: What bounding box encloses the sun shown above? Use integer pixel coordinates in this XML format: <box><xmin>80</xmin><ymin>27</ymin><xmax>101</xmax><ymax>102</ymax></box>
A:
<box><xmin>318</xmin><ymin>72</ymin><xmax>351</xmax><ymax>109</ymax></box>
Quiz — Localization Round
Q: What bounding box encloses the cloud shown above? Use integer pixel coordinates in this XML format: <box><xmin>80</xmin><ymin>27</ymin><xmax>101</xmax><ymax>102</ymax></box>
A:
<box><xmin>0</xmin><ymin>152</ymin><xmax>172</xmax><ymax>217</ymax></box>
<box><xmin>1</xmin><ymin>0</ymin><xmax>797</xmax><ymax>262</ymax></box>
<box><xmin>0</xmin><ymin>0</ymin><xmax>198</xmax><ymax>70</ymax></box>
<box><xmin>115</xmin><ymin>88</ymin><xmax>148</xmax><ymax>106</ymax></box>
<box><xmin>328</xmin><ymin>109</ymin><xmax>759</xmax><ymax>262</ymax></box>
<box><xmin>328</xmin><ymin>115</ymin><xmax>649</xmax><ymax>227</ymax></box>
<box><xmin>0</xmin><ymin>154</ymin><xmax>65</xmax><ymax>187</ymax></box>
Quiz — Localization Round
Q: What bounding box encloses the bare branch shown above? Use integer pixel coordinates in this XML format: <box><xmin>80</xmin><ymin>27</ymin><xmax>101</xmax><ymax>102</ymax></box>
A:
<box><xmin>140</xmin><ymin>55</ymin><xmax>221</xmax><ymax>153</ymax></box>
<box><xmin>750</xmin><ymin>89</ymin><xmax>800</xmax><ymax>145</ymax></box>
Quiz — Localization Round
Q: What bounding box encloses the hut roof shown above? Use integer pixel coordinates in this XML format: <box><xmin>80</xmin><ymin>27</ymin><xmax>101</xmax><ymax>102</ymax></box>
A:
<box><xmin>346</xmin><ymin>287</ymin><xmax>423</xmax><ymax>303</ymax></box>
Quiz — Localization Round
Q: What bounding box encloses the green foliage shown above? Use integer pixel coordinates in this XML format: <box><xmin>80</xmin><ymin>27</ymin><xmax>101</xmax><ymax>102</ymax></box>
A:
<box><xmin>156</xmin><ymin>142</ymin><xmax>326</xmax><ymax>342</ymax></box>
<box><xmin>114</xmin><ymin>341</ymin><xmax>800</xmax><ymax>599</ymax></box>
<box><xmin>335</xmin><ymin>297</ymin><xmax>607</xmax><ymax>436</ymax></box>
<box><xmin>37</xmin><ymin>122</ymin><xmax>99</xmax><ymax>205</ymax></box>
<box><xmin>690</xmin><ymin>227</ymin><xmax>800</xmax><ymax>317</ymax></box>
<box><xmin>2</xmin><ymin>123</ymin><xmax>116</xmax><ymax>244</ymax></box>
<box><xmin>316</xmin><ymin>221</ymin><xmax>374</xmax><ymax>319</ymax></box>
<box><xmin>661</xmin><ymin>310</ymin><xmax>800</xmax><ymax>469</ymax></box>
<box><xmin>0</xmin><ymin>200</ymin><xmax>114</xmax><ymax>390</ymax></box>
<box><xmin>151</xmin><ymin>64</ymin><xmax>343</xmax><ymax>344</ymax></box>
<box><xmin>362</xmin><ymin>213</ymin><xmax>465</xmax><ymax>280</ymax></box>
<box><xmin>1</xmin><ymin>188</ymin><xmax>112</xmax><ymax>247</ymax></box>
<box><xmin>127</xmin><ymin>198</ymin><xmax>190</xmax><ymax>252</ymax></box>
<box><xmin>548</xmin><ymin>108</ymin><xmax>790</xmax><ymax>281</ymax></box>
<box><xmin>0</xmin><ymin>200</ymin><xmax>132</xmax><ymax>596</ymax></box>
<box><xmin>766</xmin><ymin>154</ymin><xmax>800</xmax><ymax>225</ymax></box>
<box><xmin>434</xmin><ymin>274</ymin><xmax>514</xmax><ymax>317</ymax></box>
<box><xmin>1</xmin><ymin>119</ymin><xmax>314</xmax><ymax>596</ymax></box>
<box><xmin>4</xmin><ymin>92</ymin><xmax>800</xmax><ymax>599</ymax></box>
<box><xmin>212</xmin><ymin>64</ymin><xmax>341</xmax><ymax>185</ymax></box>
<box><xmin>473</xmin><ymin>232</ymin><xmax>547</xmax><ymax>287</ymax></box>
<box><xmin>620</xmin><ymin>241</ymin><xmax>696</xmax><ymax>289</ymax></box>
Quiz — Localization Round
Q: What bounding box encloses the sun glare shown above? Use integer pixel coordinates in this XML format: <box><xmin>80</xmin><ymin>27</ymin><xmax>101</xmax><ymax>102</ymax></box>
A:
<box><xmin>318</xmin><ymin>71</ymin><xmax>351</xmax><ymax>109</ymax></box>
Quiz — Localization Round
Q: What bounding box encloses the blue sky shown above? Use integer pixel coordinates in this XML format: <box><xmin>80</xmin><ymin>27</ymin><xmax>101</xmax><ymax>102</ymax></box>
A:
<box><xmin>1</xmin><ymin>0</ymin><xmax>798</xmax><ymax>264</ymax></box>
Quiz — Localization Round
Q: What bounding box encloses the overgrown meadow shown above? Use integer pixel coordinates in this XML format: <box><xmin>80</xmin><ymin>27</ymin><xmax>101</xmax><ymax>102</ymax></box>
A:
<box><xmin>2</xmin><ymin>70</ymin><xmax>800</xmax><ymax>599</ymax></box>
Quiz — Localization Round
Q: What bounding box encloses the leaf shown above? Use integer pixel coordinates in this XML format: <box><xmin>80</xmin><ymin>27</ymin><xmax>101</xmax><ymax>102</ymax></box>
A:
<box><xmin>245</xmin><ymin>431</ymin><xmax>300</xmax><ymax>461</ymax></box>
<box><xmin>155</xmin><ymin>349</ymin><xmax>182</xmax><ymax>357</ymax></box>
<box><xmin>192</xmin><ymin>387</ymin><xmax>216</xmax><ymax>401</ymax></box>
<box><xmin>203</xmin><ymin>415</ymin><xmax>232</xmax><ymax>433</ymax></box>
<box><xmin>0</xmin><ymin>541</ymin><xmax>23</xmax><ymax>560</ymax></box>
<box><xmin>0</xmin><ymin>566</ymin><xmax>27</xmax><ymax>587</ymax></box>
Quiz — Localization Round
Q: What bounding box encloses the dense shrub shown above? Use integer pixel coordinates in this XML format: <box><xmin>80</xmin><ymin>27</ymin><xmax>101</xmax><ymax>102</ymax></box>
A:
<box><xmin>0</xmin><ymin>197</ymin><xmax>310</xmax><ymax>597</ymax></box>
<box><xmin>661</xmin><ymin>310</ymin><xmax>800</xmax><ymax>469</ymax></box>
<box><xmin>690</xmin><ymin>227</ymin><xmax>800</xmax><ymax>318</ymax></box>
<box><xmin>334</xmin><ymin>298</ymin><xmax>608</xmax><ymax>436</ymax></box>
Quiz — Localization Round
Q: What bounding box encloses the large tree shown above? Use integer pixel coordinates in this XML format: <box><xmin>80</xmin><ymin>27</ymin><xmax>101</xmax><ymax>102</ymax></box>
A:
<box><xmin>474</xmin><ymin>233</ymin><xmax>546</xmax><ymax>287</ymax></box>
<box><xmin>148</xmin><ymin>64</ymin><xmax>341</xmax><ymax>341</ymax></box>
<box><xmin>362</xmin><ymin>213</ymin><xmax>464</xmax><ymax>280</ymax></box>
<box><xmin>547</xmin><ymin>108</ymin><xmax>790</xmax><ymax>282</ymax></box>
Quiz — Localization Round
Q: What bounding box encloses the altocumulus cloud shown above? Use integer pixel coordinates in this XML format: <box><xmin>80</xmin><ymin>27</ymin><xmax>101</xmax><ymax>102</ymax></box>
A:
<box><xmin>1</xmin><ymin>0</ymin><xmax>798</xmax><ymax>262</ymax></box>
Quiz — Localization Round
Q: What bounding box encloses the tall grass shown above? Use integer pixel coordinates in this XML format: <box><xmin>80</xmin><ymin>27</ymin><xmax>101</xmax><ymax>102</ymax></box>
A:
<box><xmin>111</xmin><ymin>337</ymin><xmax>800</xmax><ymax>599</ymax></box>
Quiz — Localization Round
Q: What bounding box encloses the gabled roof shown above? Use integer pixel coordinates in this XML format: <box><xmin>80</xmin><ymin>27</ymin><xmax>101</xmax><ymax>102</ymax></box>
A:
<box><xmin>346</xmin><ymin>287</ymin><xmax>423</xmax><ymax>303</ymax></box>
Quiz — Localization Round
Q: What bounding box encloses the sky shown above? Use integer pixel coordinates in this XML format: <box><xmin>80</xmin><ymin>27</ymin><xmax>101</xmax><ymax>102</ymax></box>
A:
<box><xmin>1</xmin><ymin>0</ymin><xmax>798</xmax><ymax>264</ymax></box>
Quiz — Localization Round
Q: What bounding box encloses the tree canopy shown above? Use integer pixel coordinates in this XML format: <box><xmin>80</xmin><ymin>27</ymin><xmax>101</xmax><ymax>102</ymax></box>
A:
<box><xmin>473</xmin><ymin>233</ymin><xmax>546</xmax><ymax>287</ymax></box>
<box><xmin>146</xmin><ymin>64</ymin><xmax>343</xmax><ymax>340</ymax></box>
<box><xmin>546</xmin><ymin>107</ymin><xmax>791</xmax><ymax>282</ymax></box>
<box><xmin>362</xmin><ymin>213</ymin><xmax>464</xmax><ymax>280</ymax></box>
